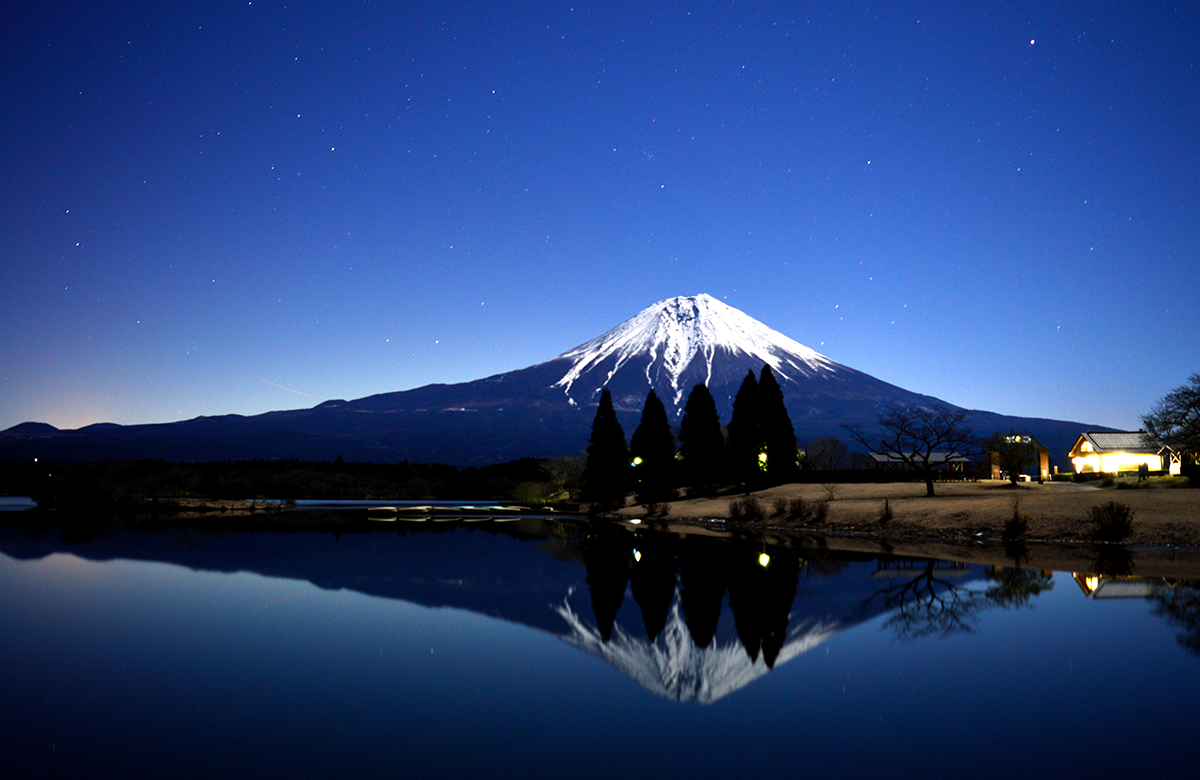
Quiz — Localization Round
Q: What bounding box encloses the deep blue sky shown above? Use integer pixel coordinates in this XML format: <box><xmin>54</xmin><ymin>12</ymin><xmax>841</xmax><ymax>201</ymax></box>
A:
<box><xmin>3</xmin><ymin>0</ymin><xmax>1197</xmax><ymax>434</ymax></box>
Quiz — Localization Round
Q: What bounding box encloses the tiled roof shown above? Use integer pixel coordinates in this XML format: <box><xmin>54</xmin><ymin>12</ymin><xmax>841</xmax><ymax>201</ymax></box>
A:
<box><xmin>1080</xmin><ymin>431</ymin><xmax>1163</xmax><ymax>453</ymax></box>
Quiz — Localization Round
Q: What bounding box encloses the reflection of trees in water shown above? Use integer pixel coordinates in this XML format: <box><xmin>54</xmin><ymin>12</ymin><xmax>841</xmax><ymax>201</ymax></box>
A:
<box><xmin>1151</xmin><ymin>582</ymin><xmax>1200</xmax><ymax>657</ymax></box>
<box><xmin>678</xmin><ymin>541</ymin><xmax>726</xmax><ymax>648</ymax></box>
<box><xmin>630</xmin><ymin>534</ymin><xmax>677</xmax><ymax>641</ymax></box>
<box><xmin>728</xmin><ymin>551</ymin><xmax>800</xmax><ymax>667</ymax></box>
<box><xmin>866</xmin><ymin>561</ymin><xmax>1054</xmax><ymax>640</ymax></box>
<box><xmin>580</xmin><ymin>525</ymin><xmax>817</xmax><ymax>666</ymax></box>
<box><xmin>583</xmin><ymin>524</ymin><xmax>1059</xmax><ymax>655</ymax></box>
<box><xmin>582</xmin><ymin>528</ymin><xmax>630</xmax><ymax>642</ymax></box>
<box><xmin>986</xmin><ymin>567</ymin><xmax>1054</xmax><ymax>609</ymax></box>
<box><xmin>1002</xmin><ymin>540</ymin><xmax>1028</xmax><ymax>568</ymax></box>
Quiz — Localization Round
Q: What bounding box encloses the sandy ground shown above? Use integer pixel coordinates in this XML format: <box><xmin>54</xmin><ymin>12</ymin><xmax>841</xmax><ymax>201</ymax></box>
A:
<box><xmin>612</xmin><ymin>479</ymin><xmax>1200</xmax><ymax>576</ymax></box>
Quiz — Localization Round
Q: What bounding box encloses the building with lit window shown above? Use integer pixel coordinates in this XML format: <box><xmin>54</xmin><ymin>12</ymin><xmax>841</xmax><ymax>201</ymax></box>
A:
<box><xmin>1067</xmin><ymin>430</ymin><xmax>1178</xmax><ymax>475</ymax></box>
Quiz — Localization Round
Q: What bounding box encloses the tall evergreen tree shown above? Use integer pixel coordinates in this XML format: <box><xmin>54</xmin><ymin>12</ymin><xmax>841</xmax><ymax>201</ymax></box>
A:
<box><xmin>629</xmin><ymin>389</ymin><xmax>676</xmax><ymax>503</ymax></box>
<box><xmin>678</xmin><ymin>383</ymin><xmax>724</xmax><ymax>495</ymax></box>
<box><xmin>758</xmin><ymin>365</ymin><xmax>797</xmax><ymax>482</ymax></box>
<box><xmin>582</xmin><ymin>388</ymin><xmax>629</xmax><ymax>510</ymax></box>
<box><xmin>726</xmin><ymin>370</ymin><xmax>761</xmax><ymax>488</ymax></box>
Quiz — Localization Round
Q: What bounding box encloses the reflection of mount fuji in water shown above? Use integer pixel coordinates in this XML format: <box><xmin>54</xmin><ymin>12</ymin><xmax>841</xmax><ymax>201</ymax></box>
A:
<box><xmin>557</xmin><ymin>596</ymin><xmax>840</xmax><ymax>703</ymax></box>
<box><xmin>0</xmin><ymin>518</ymin><xmax>984</xmax><ymax>701</ymax></box>
<box><xmin>560</xmin><ymin>527</ymin><xmax>895</xmax><ymax>703</ymax></box>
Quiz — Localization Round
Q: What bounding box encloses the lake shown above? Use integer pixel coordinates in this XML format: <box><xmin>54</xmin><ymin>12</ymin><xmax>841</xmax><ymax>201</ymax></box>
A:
<box><xmin>2</xmin><ymin>515</ymin><xmax>1198</xmax><ymax>778</ymax></box>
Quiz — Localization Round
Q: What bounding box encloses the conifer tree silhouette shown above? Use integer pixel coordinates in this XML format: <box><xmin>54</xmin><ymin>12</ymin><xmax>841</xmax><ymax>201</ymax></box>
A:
<box><xmin>758</xmin><ymin>365</ymin><xmax>797</xmax><ymax>483</ymax></box>
<box><xmin>727</xmin><ymin>370</ymin><xmax>761</xmax><ymax>488</ymax></box>
<box><xmin>630</xmin><ymin>389</ymin><xmax>676</xmax><ymax>503</ymax></box>
<box><xmin>679</xmin><ymin>383</ymin><xmax>724</xmax><ymax>495</ymax></box>
<box><xmin>582</xmin><ymin>388</ymin><xmax>629</xmax><ymax>510</ymax></box>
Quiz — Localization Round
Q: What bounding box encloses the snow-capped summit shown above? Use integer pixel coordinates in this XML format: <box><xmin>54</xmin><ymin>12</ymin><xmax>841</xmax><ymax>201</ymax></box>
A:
<box><xmin>549</xmin><ymin>294</ymin><xmax>840</xmax><ymax>412</ymax></box>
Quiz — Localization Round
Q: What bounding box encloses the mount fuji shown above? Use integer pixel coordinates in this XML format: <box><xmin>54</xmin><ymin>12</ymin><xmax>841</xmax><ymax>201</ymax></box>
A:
<box><xmin>1</xmin><ymin>294</ymin><xmax>1098</xmax><ymax>465</ymax></box>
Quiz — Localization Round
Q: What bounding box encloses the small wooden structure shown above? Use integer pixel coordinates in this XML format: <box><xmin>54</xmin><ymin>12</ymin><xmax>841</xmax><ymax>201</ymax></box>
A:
<box><xmin>984</xmin><ymin>435</ymin><xmax>1051</xmax><ymax>482</ymax></box>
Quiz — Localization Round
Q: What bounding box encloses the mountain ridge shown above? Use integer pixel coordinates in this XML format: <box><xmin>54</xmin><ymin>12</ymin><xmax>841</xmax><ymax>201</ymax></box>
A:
<box><xmin>0</xmin><ymin>294</ymin><xmax>1107</xmax><ymax>465</ymax></box>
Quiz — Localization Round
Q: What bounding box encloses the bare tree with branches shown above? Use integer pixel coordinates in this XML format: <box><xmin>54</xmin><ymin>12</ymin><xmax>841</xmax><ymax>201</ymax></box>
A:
<box><xmin>804</xmin><ymin>436</ymin><xmax>848</xmax><ymax>470</ymax></box>
<box><xmin>1142</xmin><ymin>372</ymin><xmax>1200</xmax><ymax>453</ymax></box>
<box><xmin>845</xmin><ymin>403</ymin><xmax>978</xmax><ymax>497</ymax></box>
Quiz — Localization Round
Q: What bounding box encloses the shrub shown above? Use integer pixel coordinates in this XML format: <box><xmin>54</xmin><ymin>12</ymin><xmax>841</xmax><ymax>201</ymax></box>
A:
<box><xmin>1087</xmin><ymin>500</ymin><xmax>1134</xmax><ymax>542</ymax></box>
<box><xmin>812</xmin><ymin>499</ymin><xmax>829</xmax><ymax>523</ymax></box>
<box><xmin>1002</xmin><ymin>514</ymin><xmax>1028</xmax><ymax>540</ymax></box>
<box><xmin>878</xmin><ymin>498</ymin><xmax>893</xmax><ymax>524</ymax></box>
<box><xmin>1002</xmin><ymin>496</ymin><xmax>1028</xmax><ymax>540</ymax></box>
<box><xmin>768</xmin><ymin>496</ymin><xmax>822</xmax><ymax>524</ymax></box>
<box><xmin>729</xmin><ymin>496</ymin><xmax>766</xmax><ymax>522</ymax></box>
<box><xmin>820</xmin><ymin>483</ymin><xmax>842</xmax><ymax>501</ymax></box>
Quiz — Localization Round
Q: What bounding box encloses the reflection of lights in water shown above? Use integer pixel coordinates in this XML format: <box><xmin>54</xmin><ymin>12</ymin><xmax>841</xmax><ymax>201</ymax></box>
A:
<box><xmin>631</xmin><ymin>456</ymin><xmax>643</xmax><ymax>466</ymax></box>
<box><xmin>1086</xmin><ymin>576</ymin><xmax>1100</xmax><ymax>593</ymax></box>
<box><xmin>758</xmin><ymin>553</ymin><xmax>770</xmax><ymax>568</ymax></box>
<box><xmin>634</xmin><ymin>549</ymin><xmax>642</xmax><ymax>562</ymax></box>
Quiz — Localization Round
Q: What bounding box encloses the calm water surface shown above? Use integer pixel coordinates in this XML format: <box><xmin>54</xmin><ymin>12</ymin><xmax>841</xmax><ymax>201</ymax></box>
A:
<box><xmin>1</xmin><ymin>518</ymin><xmax>1197</xmax><ymax>779</ymax></box>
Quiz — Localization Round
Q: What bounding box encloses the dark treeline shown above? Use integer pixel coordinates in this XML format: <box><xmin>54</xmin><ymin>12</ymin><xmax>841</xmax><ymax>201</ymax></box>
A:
<box><xmin>12</xmin><ymin>456</ymin><xmax>585</xmax><ymax>511</ymax></box>
<box><xmin>584</xmin><ymin>365</ymin><xmax>800</xmax><ymax>509</ymax></box>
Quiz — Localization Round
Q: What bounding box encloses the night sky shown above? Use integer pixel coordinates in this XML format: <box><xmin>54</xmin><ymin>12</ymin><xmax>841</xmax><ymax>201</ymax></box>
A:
<box><xmin>3</xmin><ymin>0</ymin><xmax>1197</xmax><ymax>434</ymax></box>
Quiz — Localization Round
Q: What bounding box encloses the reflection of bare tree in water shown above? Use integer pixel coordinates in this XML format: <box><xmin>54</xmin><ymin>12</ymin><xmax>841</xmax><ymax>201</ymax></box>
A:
<box><xmin>1151</xmin><ymin>582</ymin><xmax>1200</xmax><ymax>657</ymax></box>
<box><xmin>867</xmin><ymin>560</ymin><xmax>1054</xmax><ymax>639</ymax></box>
<box><xmin>867</xmin><ymin>561</ymin><xmax>989</xmax><ymax>639</ymax></box>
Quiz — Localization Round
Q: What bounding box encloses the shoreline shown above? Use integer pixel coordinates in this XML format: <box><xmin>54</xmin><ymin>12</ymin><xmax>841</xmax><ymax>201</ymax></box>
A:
<box><xmin>611</xmin><ymin>479</ymin><xmax>1200</xmax><ymax>572</ymax></box>
<box><xmin>612</xmin><ymin>518</ymin><xmax>1200</xmax><ymax>580</ymax></box>
<box><xmin>8</xmin><ymin>479</ymin><xmax>1199</xmax><ymax>576</ymax></box>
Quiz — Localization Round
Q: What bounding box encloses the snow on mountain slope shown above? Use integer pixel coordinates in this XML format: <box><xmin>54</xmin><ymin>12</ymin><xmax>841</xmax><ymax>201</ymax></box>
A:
<box><xmin>550</xmin><ymin>294</ymin><xmax>839</xmax><ymax>408</ymax></box>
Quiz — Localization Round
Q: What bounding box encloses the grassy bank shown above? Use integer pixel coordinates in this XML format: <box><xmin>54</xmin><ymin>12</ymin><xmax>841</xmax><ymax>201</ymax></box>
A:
<box><xmin>615</xmin><ymin>478</ymin><xmax>1200</xmax><ymax>548</ymax></box>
